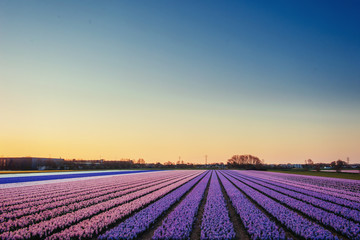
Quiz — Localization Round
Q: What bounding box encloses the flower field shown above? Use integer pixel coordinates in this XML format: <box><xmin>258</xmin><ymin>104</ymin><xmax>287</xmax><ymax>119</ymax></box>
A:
<box><xmin>1</xmin><ymin>170</ymin><xmax>359</xmax><ymax>239</ymax></box>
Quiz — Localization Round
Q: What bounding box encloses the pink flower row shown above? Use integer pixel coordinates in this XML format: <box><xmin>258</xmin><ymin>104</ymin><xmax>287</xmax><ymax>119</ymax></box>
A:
<box><xmin>0</xmin><ymin>172</ymin><xmax>182</xmax><ymax>218</ymax></box>
<box><xmin>0</xmin><ymin>171</ymin><xmax>200</xmax><ymax>238</ymax></box>
<box><xmin>46</xmin><ymin>172</ymin><xmax>203</xmax><ymax>239</ymax></box>
<box><xmin>0</xmin><ymin>171</ymin><xmax>178</xmax><ymax>207</ymax></box>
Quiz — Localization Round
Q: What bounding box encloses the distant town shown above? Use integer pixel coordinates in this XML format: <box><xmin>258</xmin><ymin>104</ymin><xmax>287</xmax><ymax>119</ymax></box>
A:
<box><xmin>0</xmin><ymin>155</ymin><xmax>359</xmax><ymax>173</ymax></box>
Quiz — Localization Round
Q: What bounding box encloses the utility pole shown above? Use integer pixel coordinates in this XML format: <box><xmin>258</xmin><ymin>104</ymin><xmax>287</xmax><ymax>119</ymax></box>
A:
<box><xmin>205</xmin><ymin>155</ymin><xmax>207</xmax><ymax>166</ymax></box>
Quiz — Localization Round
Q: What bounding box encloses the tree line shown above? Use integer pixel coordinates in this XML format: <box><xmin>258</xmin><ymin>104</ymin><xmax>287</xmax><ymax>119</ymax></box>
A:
<box><xmin>227</xmin><ymin>155</ymin><xmax>265</xmax><ymax>170</ymax></box>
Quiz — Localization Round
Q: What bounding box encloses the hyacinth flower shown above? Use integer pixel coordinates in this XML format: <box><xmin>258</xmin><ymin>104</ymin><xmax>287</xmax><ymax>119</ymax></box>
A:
<box><xmin>218</xmin><ymin>172</ymin><xmax>287</xmax><ymax>239</ymax></box>
<box><xmin>1</xmin><ymin>171</ymin><xmax>203</xmax><ymax>239</ymax></box>
<box><xmin>232</xmin><ymin>172</ymin><xmax>360</xmax><ymax>222</ymax></box>
<box><xmin>234</xmin><ymin>170</ymin><xmax>360</xmax><ymax>205</ymax></box>
<box><xmin>152</xmin><ymin>171</ymin><xmax>211</xmax><ymax>239</ymax></box>
<box><xmin>99</xmin><ymin>171</ymin><xmax>208</xmax><ymax>239</ymax></box>
<box><xmin>200</xmin><ymin>171</ymin><xmax>235</xmax><ymax>240</ymax></box>
<box><xmin>227</xmin><ymin>171</ymin><xmax>360</xmax><ymax>239</ymax></box>
<box><xmin>222</xmin><ymin>172</ymin><xmax>336</xmax><ymax>240</ymax></box>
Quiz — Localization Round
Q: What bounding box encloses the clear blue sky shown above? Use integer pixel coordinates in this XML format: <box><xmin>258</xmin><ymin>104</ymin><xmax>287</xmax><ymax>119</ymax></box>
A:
<box><xmin>1</xmin><ymin>1</ymin><xmax>359</xmax><ymax>163</ymax></box>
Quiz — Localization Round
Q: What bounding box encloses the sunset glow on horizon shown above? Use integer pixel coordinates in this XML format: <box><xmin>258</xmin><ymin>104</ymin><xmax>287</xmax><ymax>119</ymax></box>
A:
<box><xmin>1</xmin><ymin>1</ymin><xmax>359</xmax><ymax>164</ymax></box>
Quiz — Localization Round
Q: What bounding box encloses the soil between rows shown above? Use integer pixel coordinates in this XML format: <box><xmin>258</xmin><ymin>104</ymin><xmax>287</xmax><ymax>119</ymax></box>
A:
<box><xmin>188</xmin><ymin>171</ymin><xmax>212</xmax><ymax>240</ymax></box>
<box><xmin>7</xmin><ymin>170</ymin><xmax>354</xmax><ymax>240</ymax></box>
<box><xmin>225</xmin><ymin>171</ymin><xmax>348</xmax><ymax>240</ymax></box>
<box><xmin>235</xmin><ymin>173</ymin><xmax>360</xmax><ymax>224</ymax></box>
<box><xmin>65</xmin><ymin>172</ymin><xmax>201</xmax><ymax>239</ymax></box>
<box><xmin>216</xmin><ymin>171</ymin><xmax>250</xmax><ymax>240</ymax></box>
<box><xmin>139</xmin><ymin>171</ymin><xmax>211</xmax><ymax>240</ymax></box>
<box><xmin>220</xmin><ymin>171</ymin><xmax>298</xmax><ymax>240</ymax></box>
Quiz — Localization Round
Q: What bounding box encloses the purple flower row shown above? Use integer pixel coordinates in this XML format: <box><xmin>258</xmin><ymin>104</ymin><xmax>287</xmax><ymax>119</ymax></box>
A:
<box><xmin>200</xmin><ymin>171</ymin><xmax>235</xmax><ymax>240</ymax></box>
<box><xmin>0</xmin><ymin>175</ymin><xmax>177</xmax><ymax>232</ymax></box>
<box><xmin>47</xmin><ymin>172</ymin><xmax>203</xmax><ymax>240</ymax></box>
<box><xmin>218</xmin><ymin>172</ymin><xmax>287</xmax><ymax>240</ymax></box>
<box><xmin>100</xmin><ymin>171</ymin><xmax>210</xmax><ymax>239</ymax></box>
<box><xmin>151</xmin><ymin>172</ymin><xmax>211</xmax><ymax>240</ymax></box>
<box><xmin>269</xmin><ymin>177</ymin><xmax>360</xmax><ymax>203</ymax></box>
<box><xmin>229</xmin><ymin>172</ymin><xmax>360</xmax><ymax>239</ymax></box>
<box><xmin>0</xmin><ymin>172</ymin><xmax>202</xmax><ymax>239</ymax></box>
<box><xmin>221</xmin><ymin>171</ymin><xmax>336</xmax><ymax>239</ymax></box>
<box><xmin>0</xmin><ymin>171</ymin><xmax>182</xmax><ymax>210</ymax></box>
<box><xmin>233</xmin><ymin>172</ymin><xmax>360</xmax><ymax>222</ymax></box>
<box><xmin>269</xmin><ymin>173</ymin><xmax>360</xmax><ymax>202</ymax></box>
<box><xmin>0</xmin><ymin>174</ymin><xmax>179</xmax><ymax>224</ymax></box>
<box><xmin>0</xmin><ymin>171</ymin><xmax>171</xmax><ymax>200</ymax></box>
<box><xmin>261</xmin><ymin>171</ymin><xmax>360</xmax><ymax>196</ymax></box>
<box><xmin>0</xmin><ymin>175</ymin><xmax>126</xmax><ymax>206</ymax></box>
<box><xmin>237</xmin><ymin>171</ymin><xmax>360</xmax><ymax>205</ymax></box>
<box><xmin>0</xmin><ymin>178</ymin><xmax>138</xmax><ymax>212</ymax></box>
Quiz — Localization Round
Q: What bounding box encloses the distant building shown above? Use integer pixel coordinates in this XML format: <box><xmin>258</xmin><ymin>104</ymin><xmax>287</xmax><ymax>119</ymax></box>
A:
<box><xmin>0</xmin><ymin>157</ymin><xmax>64</xmax><ymax>170</ymax></box>
<box><xmin>292</xmin><ymin>164</ymin><xmax>303</xmax><ymax>168</ymax></box>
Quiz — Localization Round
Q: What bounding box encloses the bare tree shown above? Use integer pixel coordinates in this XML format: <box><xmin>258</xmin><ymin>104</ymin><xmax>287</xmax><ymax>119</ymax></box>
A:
<box><xmin>227</xmin><ymin>154</ymin><xmax>263</xmax><ymax>169</ymax></box>
<box><xmin>306</xmin><ymin>159</ymin><xmax>314</xmax><ymax>165</ymax></box>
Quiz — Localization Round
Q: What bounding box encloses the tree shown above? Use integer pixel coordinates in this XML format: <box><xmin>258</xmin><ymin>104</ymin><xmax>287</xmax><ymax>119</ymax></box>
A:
<box><xmin>227</xmin><ymin>155</ymin><xmax>263</xmax><ymax>169</ymax></box>
<box><xmin>137</xmin><ymin>159</ymin><xmax>145</xmax><ymax>164</ymax></box>
<box><xmin>330</xmin><ymin>159</ymin><xmax>347</xmax><ymax>173</ymax></box>
<box><xmin>305</xmin><ymin>159</ymin><xmax>314</xmax><ymax>165</ymax></box>
<box><xmin>304</xmin><ymin>159</ymin><xmax>314</xmax><ymax>171</ymax></box>
<box><xmin>164</xmin><ymin>161</ymin><xmax>174</xmax><ymax>166</ymax></box>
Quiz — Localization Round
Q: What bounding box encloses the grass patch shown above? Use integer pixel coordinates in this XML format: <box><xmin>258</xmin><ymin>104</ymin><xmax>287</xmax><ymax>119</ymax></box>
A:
<box><xmin>267</xmin><ymin>170</ymin><xmax>360</xmax><ymax>180</ymax></box>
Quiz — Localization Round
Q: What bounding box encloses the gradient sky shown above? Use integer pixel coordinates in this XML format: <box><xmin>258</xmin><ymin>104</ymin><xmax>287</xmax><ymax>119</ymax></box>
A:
<box><xmin>1</xmin><ymin>1</ymin><xmax>360</xmax><ymax>164</ymax></box>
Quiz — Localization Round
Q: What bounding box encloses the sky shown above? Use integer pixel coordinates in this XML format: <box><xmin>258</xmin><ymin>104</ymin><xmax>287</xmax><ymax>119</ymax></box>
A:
<box><xmin>1</xmin><ymin>1</ymin><xmax>359</xmax><ymax>164</ymax></box>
